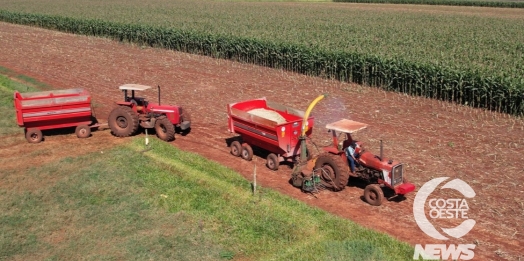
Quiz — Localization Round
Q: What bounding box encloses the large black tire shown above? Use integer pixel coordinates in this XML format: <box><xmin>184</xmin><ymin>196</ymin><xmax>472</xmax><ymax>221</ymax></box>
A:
<box><xmin>155</xmin><ymin>117</ymin><xmax>175</xmax><ymax>141</ymax></box>
<box><xmin>364</xmin><ymin>184</ymin><xmax>384</xmax><ymax>206</ymax></box>
<box><xmin>230</xmin><ymin>141</ymin><xmax>242</xmax><ymax>157</ymax></box>
<box><xmin>75</xmin><ymin>125</ymin><xmax>91</xmax><ymax>138</ymax></box>
<box><xmin>241</xmin><ymin>144</ymin><xmax>253</xmax><ymax>161</ymax></box>
<box><xmin>314</xmin><ymin>153</ymin><xmax>350</xmax><ymax>192</ymax></box>
<box><xmin>108</xmin><ymin>106</ymin><xmax>139</xmax><ymax>137</ymax></box>
<box><xmin>266</xmin><ymin>153</ymin><xmax>279</xmax><ymax>171</ymax></box>
<box><xmin>25</xmin><ymin>128</ymin><xmax>43</xmax><ymax>143</ymax></box>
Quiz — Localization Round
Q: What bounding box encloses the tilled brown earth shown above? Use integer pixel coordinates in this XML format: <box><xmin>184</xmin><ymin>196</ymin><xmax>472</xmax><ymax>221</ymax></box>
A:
<box><xmin>1</xmin><ymin>22</ymin><xmax>523</xmax><ymax>260</ymax></box>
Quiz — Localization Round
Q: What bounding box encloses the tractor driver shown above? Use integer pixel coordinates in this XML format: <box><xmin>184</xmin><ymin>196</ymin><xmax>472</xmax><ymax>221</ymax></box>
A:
<box><xmin>345</xmin><ymin>142</ymin><xmax>360</xmax><ymax>174</ymax></box>
<box><xmin>127</xmin><ymin>97</ymin><xmax>147</xmax><ymax>109</ymax></box>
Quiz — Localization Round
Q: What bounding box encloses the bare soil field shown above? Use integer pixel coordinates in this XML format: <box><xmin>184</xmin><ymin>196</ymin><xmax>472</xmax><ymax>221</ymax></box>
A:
<box><xmin>0</xmin><ymin>22</ymin><xmax>523</xmax><ymax>260</ymax></box>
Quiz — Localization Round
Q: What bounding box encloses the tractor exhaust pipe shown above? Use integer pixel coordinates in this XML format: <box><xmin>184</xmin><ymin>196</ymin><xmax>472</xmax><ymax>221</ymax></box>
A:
<box><xmin>157</xmin><ymin>85</ymin><xmax>161</xmax><ymax>105</ymax></box>
<box><xmin>380</xmin><ymin>140</ymin><xmax>383</xmax><ymax>162</ymax></box>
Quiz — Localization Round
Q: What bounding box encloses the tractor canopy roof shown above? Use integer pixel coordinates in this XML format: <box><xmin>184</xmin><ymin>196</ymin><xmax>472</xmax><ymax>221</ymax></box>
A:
<box><xmin>119</xmin><ymin>84</ymin><xmax>152</xmax><ymax>91</ymax></box>
<box><xmin>326</xmin><ymin>119</ymin><xmax>368</xmax><ymax>134</ymax></box>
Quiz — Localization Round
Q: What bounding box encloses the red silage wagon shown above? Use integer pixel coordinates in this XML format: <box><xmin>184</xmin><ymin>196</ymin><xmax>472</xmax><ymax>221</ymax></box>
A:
<box><xmin>14</xmin><ymin>88</ymin><xmax>97</xmax><ymax>143</ymax></box>
<box><xmin>227</xmin><ymin>98</ymin><xmax>314</xmax><ymax>170</ymax></box>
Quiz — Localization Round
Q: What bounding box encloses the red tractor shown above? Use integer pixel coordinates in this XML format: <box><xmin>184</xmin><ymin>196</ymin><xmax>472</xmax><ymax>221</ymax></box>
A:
<box><xmin>108</xmin><ymin>84</ymin><xmax>190</xmax><ymax>141</ymax></box>
<box><xmin>297</xmin><ymin>119</ymin><xmax>415</xmax><ymax>206</ymax></box>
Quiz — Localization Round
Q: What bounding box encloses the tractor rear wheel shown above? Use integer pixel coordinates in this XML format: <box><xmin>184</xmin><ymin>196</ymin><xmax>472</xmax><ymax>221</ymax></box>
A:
<box><xmin>75</xmin><ymin>125</ymin><xmax>91</xmax><ymax>138</ymax></box>
<box><xmin>155</xmin><ymin>117</ymin><xmax>175</xmax><ymax>141</ymax></box>
<box><xmin>364</xmin><ymin>184</ymin><xmax>384</xmax><ymax>206</ymax></box>
<box><xmin>230</xmin><ymin>141</ymin><xmax>242</xmax><ymax>157</ymax></box>
<box><xmin>266</xmin><ymin>153</ymin><xmax>279</xmax><ymax>171</ymax></box>
<box><xmin>241</xmin><ymin>144</ymin><xmax>253</xmax><ymax>161</ymax></box>
<box><xmin>314</xmin><ymin>153</ymin><xmax>350</xmax><ymax>191</ymax></box>
<box><xmin>108</xmin><ymin>106</ymin><xmax>139</xmax><ymax>137</ymax></box>
<box><xmin>25</xmin><ymin>128</ymin><xmax>43</xmax><ymax>143</ymax></box>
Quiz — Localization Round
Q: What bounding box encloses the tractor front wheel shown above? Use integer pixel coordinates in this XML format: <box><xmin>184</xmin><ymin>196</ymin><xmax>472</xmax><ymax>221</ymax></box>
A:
<box><xmin>108</xmin><ymin>106</ymin><xmax>139</xmax><ymax>137</ymax></box>
<box><xmin>241</xmin><ymin>144</ymin><xmax>253</xmax><ymax>161</ymax></box>
<box><xmin>314</xmin><ymin>153</ymin><xmax>350</xmax><ymax>192</ymax></box>
<box><xmin>230</xmin><ymin>141</ymin><xmax>242</xmax><ymax>157</ymax></box>
<box><xmin>25</xmin><ymin>128</ymin><xmax>43</xmax><ymax>143</ymax></box>
<box><xmin>75</xmin><ymin>125</ymin><xmax>91</xmax><ymax>138</ymax></box>
<box><xmin>364</xmin><ymin>184</ymin><xmax>384</xmax><ymax>206</ymax></box>
<box><xmin>155</xmin><ymin>117</ymin><xmax>175</xmax><ymax>142</ymax></box>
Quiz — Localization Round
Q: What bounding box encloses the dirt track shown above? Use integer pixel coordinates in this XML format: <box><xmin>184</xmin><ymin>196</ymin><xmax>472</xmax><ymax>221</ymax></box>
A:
<box><xmin>1</xmin><ymin>22</ymin><xmax>523</xmax><ymax>260</ymax></box>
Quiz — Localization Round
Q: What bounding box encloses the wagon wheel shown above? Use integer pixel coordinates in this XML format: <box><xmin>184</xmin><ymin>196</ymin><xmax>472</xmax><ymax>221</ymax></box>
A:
<box><xmin>241</xmin><ymin>144</ymin><xmax>253</xmax><ymax>161</ymax></box>
<box><xmin>155</xmin><ymin>117</ymin><xmax>175</xmax><ymax>141</ymax></box>
<box><xmin>230</xmin><ymin>141</ymin><xmax>242</xmax><ymax>157</ymax></box>
<box><xmin>314</xmin><ymin>153</ymin><xmax>350</xmax><ymax>192</ymax></box>
<box><xmin>364</xmin><ymin>184</ymin><xmax>384</xmax><ymax>206</ymax></box>
<box><xmin>108</xmin><ymin>106</ymin><xmax>139</xmax><ymax>137</ymax></box>
<box><xmin>266</xmin><ymin>153</ymin><xmax>279</xmax><ymax>171</ymax></box>
<box><xmin>75</xmin><ymin>125</ymin><xmax>91</xmax><ymax>138</ymax></box>
<box><xmin>25</xmin><ymin>128</ymin><xmax>43</xmax><ymax>143</ymax></box>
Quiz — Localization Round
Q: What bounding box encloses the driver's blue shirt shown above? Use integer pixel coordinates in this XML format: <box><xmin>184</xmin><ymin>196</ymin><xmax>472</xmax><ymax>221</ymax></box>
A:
<box><xmin>345</xmin><ymin>146</ymin><xmax>355</xmax><ymax>158</ymax></box>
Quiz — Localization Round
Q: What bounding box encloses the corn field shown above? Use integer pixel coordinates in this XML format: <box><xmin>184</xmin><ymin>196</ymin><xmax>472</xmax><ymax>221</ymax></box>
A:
<box><xmin>334</xmin><ymin>0</ymin><xmax>524</xmax><ymax>8</ymax></box>
<box><xmin>0</xmin><ymin>0</ymin><xmax>523</xmax><ymax>115</ymax></box>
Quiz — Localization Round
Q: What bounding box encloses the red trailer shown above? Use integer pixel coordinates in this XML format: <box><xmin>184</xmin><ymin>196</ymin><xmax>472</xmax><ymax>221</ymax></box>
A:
<box><xmin>227</xmin><ymin>98</ymin><xmax>314</xmax><ymax>170</ymax></box>
<box><xmin>14</xmin><ymin>88</ymin><xmax>97</xmax><ymax>143</ymax></box>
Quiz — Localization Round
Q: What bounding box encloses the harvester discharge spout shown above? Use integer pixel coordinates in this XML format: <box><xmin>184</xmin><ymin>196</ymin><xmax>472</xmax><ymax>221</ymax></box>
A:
<box><xmin>299</xmin><ymin>93</ymin><xmax>328</xmax><ymax>162</ymax></box>
<box><xmin>292</xmin><ymin>93</ymin><xmax>328</xmax><ymax>192</ymax></box>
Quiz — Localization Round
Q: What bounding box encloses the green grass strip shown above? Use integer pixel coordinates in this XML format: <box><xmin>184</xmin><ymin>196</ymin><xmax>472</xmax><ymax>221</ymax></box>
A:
<box><xmin>129</xmin><ymin>138</ymin><xmax>417</xmax><ymax>260</ymax></box>
<box><xmin>0</xmin><ymin>137</ymin><xmax>417</xmax><ymax>260</ymax></box>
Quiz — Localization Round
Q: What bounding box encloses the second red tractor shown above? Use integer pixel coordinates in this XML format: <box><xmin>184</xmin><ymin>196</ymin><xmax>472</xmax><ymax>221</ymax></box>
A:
<box><xmin>108</xmin><ymin>84</ymin><xmax>190</xmax><ymax>141</ymax></box>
